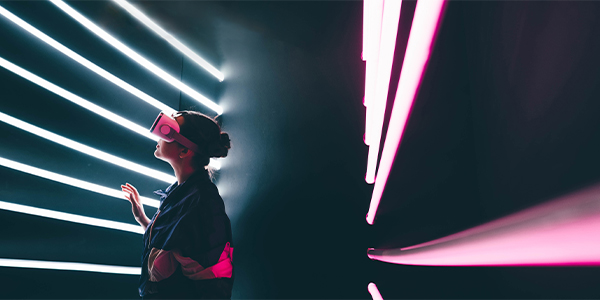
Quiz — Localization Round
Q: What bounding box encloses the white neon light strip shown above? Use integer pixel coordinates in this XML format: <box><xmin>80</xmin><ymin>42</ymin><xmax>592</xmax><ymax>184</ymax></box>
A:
<box><xmin>0</xmin><ymin>258</ymin><xmax>140</xmax><ymax>275</ymax></box>
<box><xmin>0</xmin><ymin>156</ymin><xmax>159</xmax><ymax>208</ymax></box>
<box><xmin>366</xmin><ymin>0</ymin><xmax>446</xmax><ymax>224</ymax></box>
<box><xmin>0</xmin><ymin>4</ymin><xmax>176</xmax><ymax>116</ymax></box>
<box><xmin>0</xmin><ymin>56</ymin><xmax>221</xmax><ymax>171</ymax></box>
<box><xmin>0</xmin><ymin>111</ymin><xmax>175</xmax><ymax>183</ymax></box>
<box><xmin>0</xmin><ymin>200</ymin><xmax>143</xmax><ymax>234</ymax></box>
<box><xmin>368</xmin><ymin>282</ymin><xmax>384</xmax><ymax>300</ymax></box>
<box><xmin>365</xmin><ymin>0</ymin><xmax>403</xmax><ymax>183</ymax></box>
<box><xmin>113</xmin><ymin>0</ymin><xmax>224</xmax><ymax>82</ymax></box>
<box><xmin>51</xmin><ymin>0</ymin><xmax>223</xmax><ymax>115</ymax></box>
<box><xmin>0</xmin><ymin>56</ymin><xmax>157</xmax><ymax>141</ymax></box>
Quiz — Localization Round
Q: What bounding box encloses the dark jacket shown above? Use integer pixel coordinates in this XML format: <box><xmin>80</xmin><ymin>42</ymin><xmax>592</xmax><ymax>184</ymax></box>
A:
<box><xmin>139</xmin><ymin>171</ymin><xmax>234</xmax><ymax>299</ymax></box>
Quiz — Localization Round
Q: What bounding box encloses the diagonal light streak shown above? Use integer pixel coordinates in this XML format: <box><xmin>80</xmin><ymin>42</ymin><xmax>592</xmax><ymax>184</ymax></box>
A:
<box><xmin>0</xmin><ymin>4</ymin><xmax>176</xmax><ymax>116</ymax></box>
<box><xmin>0</xmin><ymin>258</ymin><xmax>140</xmax><ymax>274</ymax></box>
<box><xmin>366</xmin><ymin>0</ymin><xmax>446</xmax><ymax>225</ymax></box>
<box><xmin>113</xmin><ymin>0</ymin><xmax>224</xmax><ymax>82</ymax></box>
<box><xmin>0</xmin><ymin>156</ymin><xmax>159</xmax><ymax>208</ymax></box>
<box><xmin>0</xmin><ymin>55</ymin><xmax>158</xmax><ymax>141</ymax></box>
<box><xmin>51</xmin><ymin>0</ymin><xmax>223</xmax><ymax>115</ymax></box>
<box><xmin>0</xmin><ymin>200</ymin><xmax>143</xmax><ymax>234</ymax></box>
<box><xmin>0</xmin><ymin>111</ymin><xmax>175</xmax><ymax>183</ymax></box>
<box><xmin>367</xmin><ymin>182</ymin><xmax>600</xmax><ymax>266</ymax></box>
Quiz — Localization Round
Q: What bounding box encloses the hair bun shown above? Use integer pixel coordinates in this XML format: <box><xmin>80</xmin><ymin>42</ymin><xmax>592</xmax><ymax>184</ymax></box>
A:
<box><xmin>220</xmin><ymin>132</ymin><xmax>231</xmax><ymax>149</ymax></box>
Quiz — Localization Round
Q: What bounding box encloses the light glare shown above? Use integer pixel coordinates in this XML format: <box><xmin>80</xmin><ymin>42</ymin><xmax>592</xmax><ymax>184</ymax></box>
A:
<box><xmin>51</xmin><ymin>0</ymin><xmax>223</xmax><ymax>115</ymax></box>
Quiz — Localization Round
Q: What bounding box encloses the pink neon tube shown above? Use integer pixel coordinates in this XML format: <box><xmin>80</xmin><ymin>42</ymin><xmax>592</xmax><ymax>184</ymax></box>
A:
<box><xmin>362</xmin><ymin>0</ymin><xmax>369</xmax><ymax>61</ymax></box>
<box><xmin>368</xmin><ymin>183</ymin><xmax>600</xmax><ymax>266</ymax></box>
<box><xmin>364</xmin><ymin>0</ymin><xmax>402</xmax><ymax>182</ymax></box>
<box><xmin>366</xmin><ymin>0</ymin><xmax>446</xmax><ymax>222</ymax></box>
<box><xmin>363</xmin><ymin>0</ymin><xmax>384</xmax><ymax>145</ymax></box>
<box><xmin>368</xmin><ymin>282</ymin><xmax>384</xmax><ymax>300</ymax></box>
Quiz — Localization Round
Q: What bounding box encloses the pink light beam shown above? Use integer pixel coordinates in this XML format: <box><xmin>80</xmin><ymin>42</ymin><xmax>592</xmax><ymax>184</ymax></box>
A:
<box><xmin>368</xmin><ymin>182</ymin><xmax>600</xmax><ymax>266</ymax></box>
<box><xmin>364</xmin><ymin>0</ymin><xmax>402</xmax><ymax>182</ymax></box>
<box><xmin>366</xmin><ymin>0</ymin><xmax>446</xmax><ymax>222</ymax></box>
<box><xmin>363</xmin><ymin>0</ymin><xmax>384</xmax><ymax>146</ymax></box>
<box><xmin>368</xmin><ymin>282</ymin><xmax>384</xmax><ymax>300</ymax></box>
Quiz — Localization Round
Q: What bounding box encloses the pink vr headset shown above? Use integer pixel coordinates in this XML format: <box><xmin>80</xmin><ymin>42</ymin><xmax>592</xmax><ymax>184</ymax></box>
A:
<box><xmin>150</xmin><ymin>111</ymin><xmax>200</xmax><ymax>153</ymax></box>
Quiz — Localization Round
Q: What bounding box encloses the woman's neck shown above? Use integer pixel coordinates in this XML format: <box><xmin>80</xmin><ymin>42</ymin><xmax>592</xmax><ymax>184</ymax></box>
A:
<box><xmin>173</xmin><ymin>164</ymin><xmax>196</xmax><ymax>185</ymax></box>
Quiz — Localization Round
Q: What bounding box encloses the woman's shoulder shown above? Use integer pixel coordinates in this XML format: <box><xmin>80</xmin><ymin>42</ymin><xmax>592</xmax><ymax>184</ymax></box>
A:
<box><xmin>184</xmin><ymin>180</ymin><xmax>225</xmax><ymax>213</ymax></box>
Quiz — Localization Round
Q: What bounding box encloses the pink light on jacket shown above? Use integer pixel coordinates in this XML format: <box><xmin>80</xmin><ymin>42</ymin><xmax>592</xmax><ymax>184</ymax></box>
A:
<box><xmin>366</xmin><ymin>0</ymin><xmax>446</xmax><ymax>223</ymax></box>
<box><xmin>368</xmin><ymin>183</ymin><xmax>600</xmax><ymax>266</ymax></box>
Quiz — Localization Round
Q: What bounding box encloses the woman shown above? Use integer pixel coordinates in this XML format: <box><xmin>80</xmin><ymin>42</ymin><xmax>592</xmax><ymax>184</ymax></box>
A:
<box><xmin>121</xmin><ymin>110</ymin><xmax>233</xmax><ymax>299</ymax></box>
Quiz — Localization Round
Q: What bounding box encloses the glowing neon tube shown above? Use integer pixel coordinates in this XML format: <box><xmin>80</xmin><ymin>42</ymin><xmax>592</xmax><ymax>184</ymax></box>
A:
<box><xmin>112</xmin><ymin>0</ymin><xmax>224</xmax><ymax>82</ymax></box>
<box><xmin>0</xmin><ymin>258</ymin><xmax>140</xmax><ymax>275</ymax></box>
<box><xmin>366</xmin><ymin>0</ymin><xmax>446</xmax><ymax>224</ymax></box>
<box><xmin>0</xmin><ymin>4</ymin><xmax>176</xmax><ymax>116</ymax></box>
<box><xmin>0</xmin><ymin>56</ymin><xmax>157</xmax><ymax>141</ymax></box>
<box><xmin>368</xmin><ymin>182</ymin><xmax>600</xmax><ymax>266</ymax></box>
<box><xmin>362</xmin><ymin>0</ymin><xmax>370</xmax><ymax>61</ymax></box>
<box><xmin>0</xmin><ymin>111</ymin><xmax>175</xmax><ymax>183</ymax></box>
<box><xmin>0</xmin><ymin>57</ymin><xmax>221</xmax><ymax>171</ymax></box>
<box><xmin>363</xmin><ymin>0</ymin><xmax>384</xmax><ymax>110</ymax></box>
<box><xmin>364</xmin><ymin>0</ymin><xmax>402</xmax><ymax>180</ymax></box>
<box><xmin>368</xmin><ymin>282</ymin><xmax>384</xmax><ymax>300</ymax></box>
<box><xmin>0</xmin><ymin>156</ymin><xmax>159</xmax><ymax>208</ymax></box>
<box><xmin>0</xmin><ymin>200</ymin><xmax>143</xmax><ymax>234</ymax></box>
<box><xmin>50</xmin><ymin>0</ymin><xmax>223</xmax><ymax>115</ymax></box>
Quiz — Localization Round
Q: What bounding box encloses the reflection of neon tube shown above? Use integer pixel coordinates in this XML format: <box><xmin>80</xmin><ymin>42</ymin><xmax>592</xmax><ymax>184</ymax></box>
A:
<box><xmin>0</xmin><ymin>258</ymin><xmax>140</xmax><ymax>275</ymax></box>
<box><xmin>50</xmin><ymin>0</ymin><xmax>223</xmax><ymax>115</ymax></box>
<box><xmin>0</xmin><ymin>56</ymin><xmax>157</xmax><ymax>141</ymax></box>
<box><xmin>366</xmin><ymin>0</ymin><xmax>446</xmax><ymax>223</ymax></box>
<box><xmin>365</xmin><ymin>0</ymin><xmax>403</xmax><ymax>182</ymax></box>
<box><xmin>368</xmin><ymin>282</ymin><xmax>384</xmax><ymax>300</ymax></box>
<box><xmin>113</xmin><ymin>0</ymin><xmax>224</xmax><ymax>82</ymax></box>
<box><xmin>0</xmin><ymin>200</ymin><xmax>143</xmax><ymax>234</ymax></box>
<box><xmin>368</xmin><ymin>182</ymin><xmax>600</xmax><ymax>266</ymax></box>
<box><xmin>0</xmin><ymin>111</ymin><xmax>175</xmax><ymax>183</ymax></box>
<box><xmin>0</xmin><ymin>4</ymin><xmax>175</xmax><ymax>115</ymax></box>
<box><xmin>0</xmin><ymin>156</ymin><xmax>159</xmax><ymax>208</ymax></box>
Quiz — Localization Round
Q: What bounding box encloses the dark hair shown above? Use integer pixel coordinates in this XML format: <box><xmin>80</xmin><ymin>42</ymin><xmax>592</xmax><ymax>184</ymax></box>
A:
<box><xmin>177</xmin><ymin>110</ymin><xmax>231</xmax><ymax>170</ymax></box>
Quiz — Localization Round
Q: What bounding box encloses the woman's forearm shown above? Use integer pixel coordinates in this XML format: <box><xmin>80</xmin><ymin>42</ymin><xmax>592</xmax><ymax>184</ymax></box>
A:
<box><xmin>138</xmin><ymin>215</ymin><xmax>151</xmax><ymax>231</ymax></box>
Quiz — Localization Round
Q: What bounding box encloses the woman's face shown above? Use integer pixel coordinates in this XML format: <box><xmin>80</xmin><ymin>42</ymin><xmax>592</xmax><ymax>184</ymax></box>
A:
<box><xmin>154</xmin><ymin>116</ymin><xmax>186</xmax><ymax>162</ymax></box>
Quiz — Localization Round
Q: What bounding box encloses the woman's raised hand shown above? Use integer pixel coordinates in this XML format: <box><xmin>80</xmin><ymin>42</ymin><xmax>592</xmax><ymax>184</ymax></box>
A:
<box><xmin>121</xmin><ymin>183</ymin><xmax>149</xmax><ymax>226</ymax></box>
